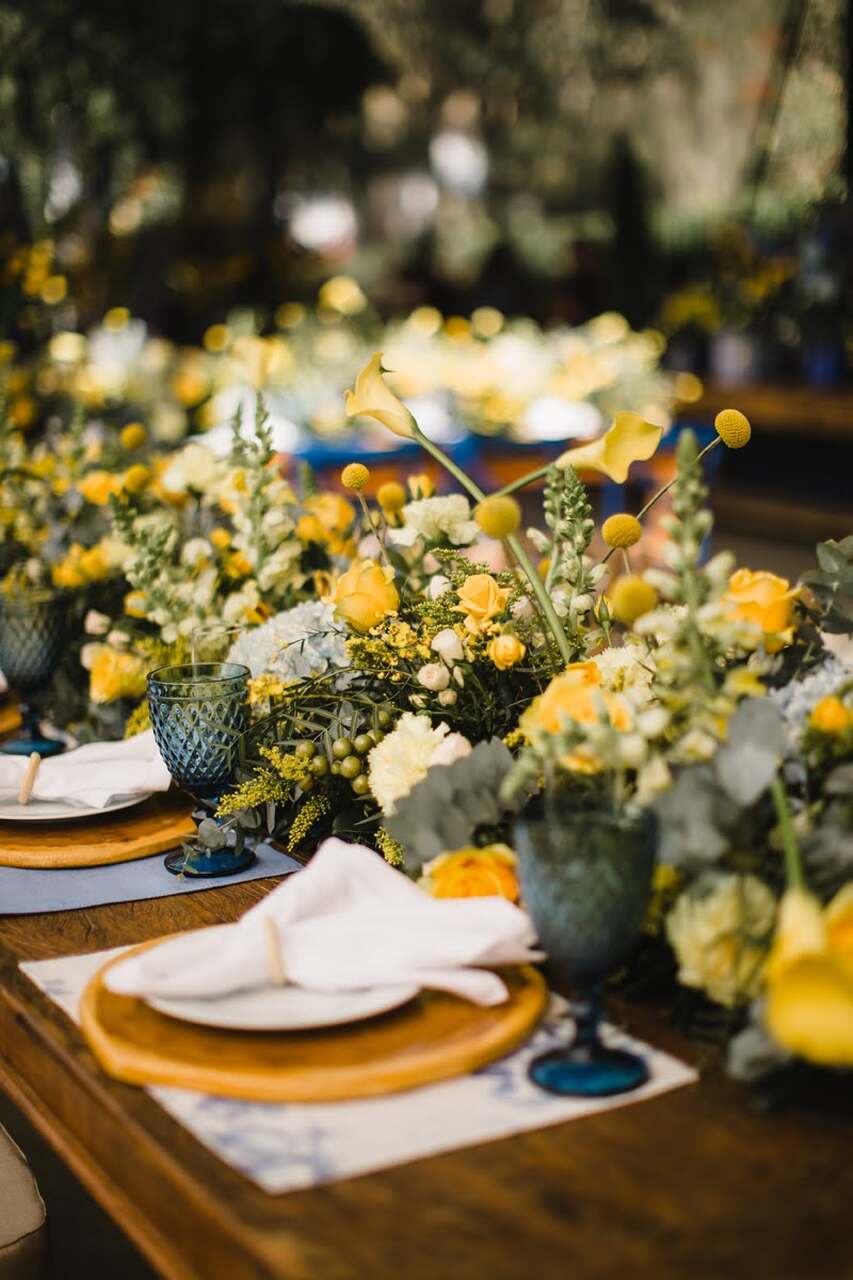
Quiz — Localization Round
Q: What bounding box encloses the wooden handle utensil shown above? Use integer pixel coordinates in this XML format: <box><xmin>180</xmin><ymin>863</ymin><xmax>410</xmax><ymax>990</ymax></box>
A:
<box><xmin>17</xmin><ymin>752</ymin><xmax>41</xmax><ymax>806</ymax></box>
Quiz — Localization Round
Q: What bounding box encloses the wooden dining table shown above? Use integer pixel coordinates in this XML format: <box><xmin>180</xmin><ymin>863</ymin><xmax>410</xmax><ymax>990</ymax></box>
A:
<box><xmin>0</xmin><ymin>880</ymin><xmax>850</xmax><ymax>1280</ymax></box>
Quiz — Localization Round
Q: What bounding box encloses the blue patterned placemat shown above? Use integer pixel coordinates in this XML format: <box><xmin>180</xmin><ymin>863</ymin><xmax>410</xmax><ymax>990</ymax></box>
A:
<box><xmin>0</xmin><ymin>841</ymin><xmax>298</xmax><ymax>915</ymax></box>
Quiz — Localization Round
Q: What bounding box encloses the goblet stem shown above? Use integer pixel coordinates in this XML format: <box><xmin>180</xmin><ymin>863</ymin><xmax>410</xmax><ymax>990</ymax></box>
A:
<box><xmin>164</xmin><ymin>798</ymin><xmax>256</xmax><ymax>878</ymax></box>
<box><xmin>528</xmin><ymin>982</ymin><xmax>649</xmax><ymax>1098</ymax></box>
<box><xmin>2</xmin><ymin>698</ymin><xmax>65</xmax><ymax>758</ymax></box>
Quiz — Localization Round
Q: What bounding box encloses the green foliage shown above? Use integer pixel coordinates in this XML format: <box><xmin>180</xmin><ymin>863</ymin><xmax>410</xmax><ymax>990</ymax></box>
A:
<box><xmin>801</xmin><ymin>536</ymin><xmax>853</xmax><ymax>634</ymax></box>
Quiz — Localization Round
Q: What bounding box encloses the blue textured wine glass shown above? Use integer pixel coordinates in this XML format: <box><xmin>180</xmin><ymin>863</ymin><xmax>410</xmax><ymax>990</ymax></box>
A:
<box><xmin>0</xmin><ymin>589</ymin><xmax>69</xmax><ymax>758</ymax></box>
<box><xmin>147</xmin><ymin>662</ymin><xmax>254</xmax><ymax>878</ymax></box>
<box><xmin>514</xmin><ymin>801</ymin><xmax>656</xmax><ymax>1097</ymax></box>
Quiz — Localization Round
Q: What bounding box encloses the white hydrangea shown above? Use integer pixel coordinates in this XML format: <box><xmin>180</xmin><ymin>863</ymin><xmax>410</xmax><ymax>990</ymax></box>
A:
<box><xmin>390</xmin><ymin>495</ymin><xmax>479</xmax><ymax>548</ymax></box>
<box><xmin>227</xmin><ymin>601</ymin><xmax>348</xmax><ymax>681</ymax></box>
<box><xmin>768</xmin><ymin>655</ymin><xmax>847</xmax><ymax>732</ymax></box>
<box><xmin>367</xmin><ymin>713</ymin><xmax>472</xmax><ymax>815</ymax></box>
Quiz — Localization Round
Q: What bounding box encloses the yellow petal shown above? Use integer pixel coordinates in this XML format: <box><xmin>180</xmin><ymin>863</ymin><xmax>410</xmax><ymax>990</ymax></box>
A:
<box><xmin>766</xmin><ymin>955</ymin><xmax>853</xmax><ymax>1067</ymax></box>
<box><xmin>765</xmin><ymin>888</ymin><xmax>826</xmax><ymax>981</ymax></box>
<box><xmin>344</xmin><ymin>352</ymin><xmax>416</xmax><ymax>439</ymax></box>
<box><xmin>556</xmin><ymin>411</ymin><xmax>663</xmax><ymax>483</ymax></box>
<box><xmin>826</xmin><ymin>883</ymin><xmax>853</xmax><ymax>966</ymax></box>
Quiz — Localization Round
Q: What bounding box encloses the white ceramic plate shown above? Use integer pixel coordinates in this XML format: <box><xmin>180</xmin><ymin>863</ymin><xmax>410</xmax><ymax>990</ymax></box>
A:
<box><xmin>0</xmin><ymin>792</ymin><xmax>153</xmax><ymax>822</ymax></box>
<box><xmin>148</xmin><ymin>982</ymin><xmax>420</xmax><ymax>1032</ymax></box>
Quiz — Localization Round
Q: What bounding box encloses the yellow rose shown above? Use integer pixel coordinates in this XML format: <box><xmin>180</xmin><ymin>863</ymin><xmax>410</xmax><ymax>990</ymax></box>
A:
<box><xmin>488</xmin><ymin>634</ymin><xmax>526</xmax><ymax>670</ymax></box>
<box><xmin>332</xmin><ymin>559</ymin><xmax>399</xmax><ymax>632</ymax></box>
<box><xmin>51</xmin><ymin>547</ymin><xmax>86</xmax><ymax>590</ymax></box>
<box><xmin>345</xmin><ymin>353</ymin><xmax>417</xmax><ymax>438</ymax></box>
<box><xmin>420</xmin><ymin>845</ymin><xmax>520</xmax><ymax>903</ymax></box>
<box><xmin>723</xmin><ymin>569</ymin><xmax>799</xmax><ymax>651</ymax></box>
<box><xmin>454</xmin><ymin>574</ymin><xmax>509</xmax><ymax>635</ymax></box>
<box><xmin>765</xmin><ymin>885</ymin><xmax>853</xmax><ymax>1067</ymax></box>
<box><xmin>89</xmin><ymin>646</ymin><xmax>148</xmax><ymax>704</ymax></box>
<box><xmin>520</xmin><ymin>661</ymin><xmax>631</xmax><ymax>739</ymax></box>
<box><xmin>79</xmin><ymin>470</ymin><xmax>122</xmax><ymax>506</ymax></box>
<box><xmin>809</xmin><ymin>696</ymin><xmax>853</xmax><ymax>735</ymax></box>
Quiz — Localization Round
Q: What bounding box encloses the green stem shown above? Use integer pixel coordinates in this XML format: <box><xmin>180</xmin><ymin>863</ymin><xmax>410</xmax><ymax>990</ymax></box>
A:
<box><xmin>598</xmin><ymin>437</ymin><xmax>721</xmax><ymax>567</ymax></box>
<box><xmin>356</xmin><ymin>492</ymin><xmax>392</xmax><ymax>569</ymax></box>
<box><xmin>770</xmin><ymin>774</ymin><xmax>804</xmax><ymax>890</ymax></box>
<box><xmin>494</xmin><ymin>464</ymin><xmax>552</xmax><ymax>497</ymax></box>
<box><xmin>414</xmin><ymin>430</ymin><xmax>574</xmax><ymax>665</ymax></box>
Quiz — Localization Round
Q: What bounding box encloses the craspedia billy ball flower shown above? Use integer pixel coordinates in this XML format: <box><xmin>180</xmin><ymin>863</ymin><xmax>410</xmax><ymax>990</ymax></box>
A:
<box><xmin>714</xmin><ymin>408</ymin><xmax>751</xmax><ymax>449</ymax></box>
<box><xmin>475</xmin><ymin>495</ymin><xmax>521</xmax><ymax>539</ymax></box>
<box><xmin>120</xmin><ymin>422</ymin><xmax>147</xmax><ymax>451</ymax></box>
<box><xmin>121</xmin><ymin>464</ymin><xmax>150</xmax><ymax>495</ymax></box>
<box><xmin>341</xmin><ymin>462</ymin><xmax>370</xmax><ymax>491</ymax></box>
<box><xmin>377</xmin><ymin>481</ymin><xmax>406</xmax><ymax>513</ymax></box>
<box><xmin>609</xmin><ymin>575</ymin><xmax>658</xmax><ymax>626</ymax></box>
<box><xmin>602</xmin><ymin>513</ymin><xmax>642</xmax><ymax>549</ymax></box>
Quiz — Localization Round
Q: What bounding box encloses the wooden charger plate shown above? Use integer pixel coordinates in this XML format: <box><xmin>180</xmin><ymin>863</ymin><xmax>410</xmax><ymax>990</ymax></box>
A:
<box><xmin>80</xmin><ymin>938</ymin><xmax>549</xmax><ymax>1102</ymax></box>
<box><xmin>0</xmin><ymin>791</ymin><xmax>195</xmax><ymax>868</ymax></box>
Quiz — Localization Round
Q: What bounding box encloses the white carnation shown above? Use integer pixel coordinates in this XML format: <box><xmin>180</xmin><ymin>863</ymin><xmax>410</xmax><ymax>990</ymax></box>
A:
<box><xmin>390</xmin><ymin>495</ymin><xmax>479</xmax><ymax>548</ymax></box>
<box><xmin>367</xmin><ymin>713</ymin><xmax>472</xmax><ymax>815</ymax></box>
<box><xmin>666</xmin><ymin>874</ymin><xmax>776</xmax><ymax>1008</ymax></box>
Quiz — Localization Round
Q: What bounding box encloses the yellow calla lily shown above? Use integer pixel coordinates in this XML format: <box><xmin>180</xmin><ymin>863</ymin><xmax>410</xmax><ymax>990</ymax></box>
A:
<box><xmin>765</xmin><ymin>885</ymin><xmax>853</xmax><ymax>1067</ymax></box>
<box><xmin>556</xmin><ymin>411</ymin><xmax>663</xmax><ymax>483</ymax></box>
<box><xmin>344</xmin><ymin>353</ymin><xmax>416</xmax><ymax>439</ymax></box>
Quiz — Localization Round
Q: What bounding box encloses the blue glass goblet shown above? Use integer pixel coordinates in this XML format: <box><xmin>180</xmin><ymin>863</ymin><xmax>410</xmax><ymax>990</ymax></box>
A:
<box><xmin>147</xmin><ymin>662</ymin><xmax>254</xmax><ymax>877</ymax></box>
<box><xmin>514</xmin><ymin>802</ymin><xmax>656</xmax><ymax>1098</ymax></box>
<box><xmin>0</xmin><ymin>589</ymin><xmax>69</xmax><ymax>758</ymax></box>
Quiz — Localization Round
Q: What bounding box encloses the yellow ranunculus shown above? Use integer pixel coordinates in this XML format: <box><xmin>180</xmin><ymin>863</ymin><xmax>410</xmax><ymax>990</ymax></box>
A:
<box><xmin>723</xmin><ymin>569</ymin><xmax>799</xmax><ymax>651</ymax></box>
<box><xmin>345</xmin><ymin>353</ymin><xmax>416</xmax><ymax>439</ymax></box>
<box><xmin>51</xmin><ymin>547</ymin><xmax>86</xmax><ymax>590</ymax></box>
<box><xmin>488</xmin><ymin>634</ymin><xmax>526</xmax><ymax>670</ymax></box>
<box><xmin>332</xmin><ymin>559</ymin><xmax>399</xmax><ymax>632</ymax></box>
<box><xmin>89</xmin><ymin>646</ymin><xmax>148</xmax><ymax>705</ymax></box>
<box><xmin>454</xmin><ymin>574</ymin><xmax>509</xmax><ymax>636</ymax></box>
<box><xmin>304</xmin><ymin>491</ymin><xmax>355</xmax><ymax>534</ymax></box>
<box><xmin>79</xmin><ymin>470</ymin><xmax>122</xmax><ymax>506</ymax></box>
<box><xmin>419</xmin><ymin>844</ymin><xmax>520</xmax><ymax>903</ymax></box>
<box><xmin>520</xmin><ymin>661</ymin><xmax>631</xmax><ymax>741</ymax></box>
<box><xmin>556</xmin><ymin>411</ymin><xmax>663</xmax><ymax>483</ymax></box>
<box><xmin>78</xmin><ymin>543</ymin><xmax>112</xmax><ymax>581</ymax></box>
<box><xmin>765</xmin><ymin>885</ymin><xmax>853</xmax><ymax>1067</ymax></box>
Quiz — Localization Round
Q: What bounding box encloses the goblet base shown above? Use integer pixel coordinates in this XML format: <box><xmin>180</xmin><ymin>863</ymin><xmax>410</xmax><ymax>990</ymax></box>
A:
<box><xmin>1</xmin><ymin>732</ymin><xmax>65</xmax><ymax>758</ymax></box>
<box><xmin>164</xmin><ymin>845</ymin><xmax>256</xmax><ymax>878</ymax></box>
<box><xmin>528</xmin><ymin>1045</ymin><xmax>649</xmax><ymax>1098</ymax></box>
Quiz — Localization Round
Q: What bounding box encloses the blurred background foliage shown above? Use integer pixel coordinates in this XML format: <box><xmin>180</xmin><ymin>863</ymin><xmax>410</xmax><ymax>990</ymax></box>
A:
<box><xmin>0</xmin><ymin>0</ymin><xmax>847</xmax><ymax>338</ymax></box>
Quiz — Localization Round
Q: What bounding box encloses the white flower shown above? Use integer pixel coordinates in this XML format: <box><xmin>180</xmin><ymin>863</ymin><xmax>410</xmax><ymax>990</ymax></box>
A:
<box><xmin>431</xmin><ymin>627</ymin><xmax>465</xmax><ymax>664</ymax></box>
<box><xmin>511</xmin><ymin>595</ymin><xmax>534</xmax><ymax>621</ymax></box>
<box><xmin>438</xmin><ymin>689</ymin><xmax>457</xmax><ymax>707</ymax></box>
<box><xmin>105</xmin><ymin>629</ymin><xmax>130</xmax><ymax>649</ymax></box>
<box><xmin>390</xmin><ymin>495</ymin><xmax>479</xmax><ymax>548</ymax></box>
<box><xmin>666</xmin><ymin>874</ymin><xmax>776</xmax><ymax>1008</ymax></box>
<box><xmin>161</xmin><ymin>443</ymin><xmax>220</xmax><ymax>494</ymax></box>
<box><xmin>617</xmin><ymin>733</ymin><xmax>647</xmax><ymax>768</ymax></box>
<box><xmin>367</xmin><ymin>713</ymin><xmax>472</xmax><ymax>814</ymax></box>
<box><xmin>591</xmin><ymin>643</ymin><xmax>654</xmax><ymax>706</ymax></box>
<box><xmin>181</xmin><ymin>538</ymin><xmax>213</xmax><ymax>568</ymax></box>
<box><xmin>821</xmin><ymin>632</ymin><xmax>853</xmax><ymax>670</ymax></box>
<box><xmin>427</xmin><ymin>574</ymin><xmax>452</xmax><ymax>599</ymax></box>
<box><xmin>675</xmin><ymin>728</ymin><xmax>718</xmax><ymax>763</ymax></box>
<box><xmin>84</xmin><ymin>609</ymin><xmax>110</xmax><ymax>636</ymax></box>
<box><xmin>417</xmin><ymin>662</ymin><xmax>450</xmax><ymax>691</ymax></box>
<box><xmin>636</xmin><ymin>706</ymin><xmax>670</xmax><ymax>739</ymax></box>
<box><xmin>227</xmin><ymin>601</ymin><xmax>347</xmax><ymax>681</ymax></box>
<box><xmin>452</xmin><ymin>665</ymin><xmax>466</xmax><ymax>687</ymax></box>
<box><xmin>635</xmin><ymin>756</ymin><xmax>672</xmax><ymax>804</ymax></box>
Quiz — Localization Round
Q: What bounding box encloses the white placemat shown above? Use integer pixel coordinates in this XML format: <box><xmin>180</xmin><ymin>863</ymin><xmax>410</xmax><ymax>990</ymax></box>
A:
<box><xmin>22</xmin><ymin>947</ymin><xmax>698</xmax><ymax>1194</ymax></box>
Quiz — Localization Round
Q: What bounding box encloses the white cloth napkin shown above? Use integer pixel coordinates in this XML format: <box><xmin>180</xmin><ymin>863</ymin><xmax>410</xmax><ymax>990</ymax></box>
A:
<box><xmin>0</xmin><ymin>730</ymin><xmax>172</xmax><ymax>809</ymax></box>
<box><xmin>106</xmin><ymin>837</ymin><xmax>542</xmax><ymax>1006</ymax></box>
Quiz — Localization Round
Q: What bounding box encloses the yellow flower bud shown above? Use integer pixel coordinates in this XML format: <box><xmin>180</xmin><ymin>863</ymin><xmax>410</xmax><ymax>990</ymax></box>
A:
<box><xmin>122</xmin><ymin>464</ymin><xmax>150</xmax><ymax>495</ymax></box>
<box><xmin>810</xmin><ymin>697</ymin><xmax>853</xmax><ymax>735</ymax></box>
<box><xmin>475</xmin><ymin>495</ymin><xmax>521</xmax><ymax>539</ymax></box>
<box><xmin>610</xmin><ymin>575</ymin><xmax>658</xmax><ymax>625</ymax></box>
<box><xmin>408</xmin><ymin>473</ymin><xmax>435</xmax><ymax>499</ymax></box>
<box><xmin>714</xmin><ymin>408</ymin><xmax>751</xmax><ymax>449</ymax></box>
<box><xmin>377</xmin><ymin>481</ymin><xmax>407</xmax><ymax>513</ymax></box>
<box><xmin>487</xmin><ymin>634</ymin><xmax>526</xmax><ymax>670</ymax></box>
<box><xmin>120</xmin><ymin>422</ymin><xmax>147</xmax><ymax>451</ymax></box>
<box><xmin>209</xmin><ymin>527</ymin><xmax>232</xmax><ymax>550</ymax></box>
<box><xmin>341</xmin><ymin>462</ymin><xmax>370</xmax><ymax>491</ymax></box>
<box><xmin>601</xmin><ymin>513</ymin><xmax>642</xmax><ymax>549</ymax></box>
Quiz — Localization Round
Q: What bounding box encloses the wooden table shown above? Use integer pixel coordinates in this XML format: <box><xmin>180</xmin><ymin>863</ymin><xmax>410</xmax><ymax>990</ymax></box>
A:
<box><xmin>0</xmin><ymin>885</ymin><xmax>850</xmax><ymax>1280</ymax></box>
